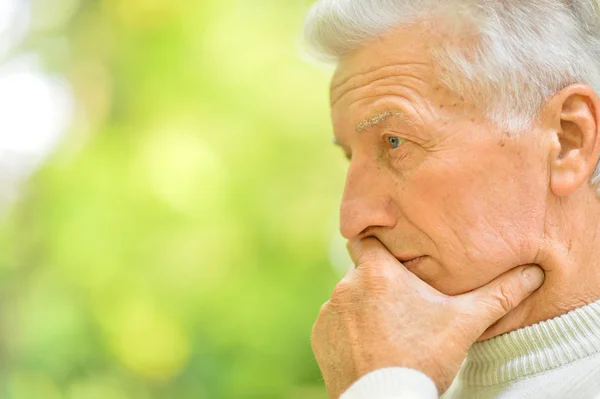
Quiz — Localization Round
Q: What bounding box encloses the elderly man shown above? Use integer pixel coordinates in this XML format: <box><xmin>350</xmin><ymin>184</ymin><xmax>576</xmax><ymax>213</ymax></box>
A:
<box><xmin>305</xmin><ymin>1</ymin><xmax>600</xmax><ymax>398</ymax></box>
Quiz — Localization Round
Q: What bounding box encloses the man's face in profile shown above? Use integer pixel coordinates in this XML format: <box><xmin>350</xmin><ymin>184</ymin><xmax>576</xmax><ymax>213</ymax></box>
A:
<box><xmin>331</xmin><ymin>25</ymin><xmax>551</xmax><ymax>296</ymax></box>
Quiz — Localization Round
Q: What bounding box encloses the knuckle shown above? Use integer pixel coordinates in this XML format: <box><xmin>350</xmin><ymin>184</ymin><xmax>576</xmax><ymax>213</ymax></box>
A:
<box><xmin>311</xmin><ymin>317</ymin><xmax>321</xmax><ymax>341</ymax></box>
<box><xmin>318</xmin><ymin>300</ymin><xmax>330</xmax><ymax>315</ymax></box>
<box><xmin>331</xmin><ymin>278</ymin><xmax>354</xmax><ymax>298</ymax></box>
<box><xmin>310</xmin><ymin>324</ymin><xmax>323</xmax><ymax>355</ymax></box>
<box><xmin>312</xmin><ymin>301</ymin><xmax>330</xmax><ymax>341</ymax></box>
<box><xmin>355</xmin><ymin>251</ymin><xmax>383</xmax><ymax>269</ymax></box>
<box><xmin>492</xmin><ymin>283</ymin><xmax>517</xmax><ymax>313</ymax></box>
<box><xmin>359</xmin><ymin>264</ymin><xmax>394</xmax><ymax>292</ymax></box>
<box><xmin>329</xmin><ymin>278</ymin><xmax>358</xmax><ymax>306</ymax></box>
<box><xmin>311</xmin><ymin>320</ymin><xmax>317</xmax><ymax>340</ymax></box>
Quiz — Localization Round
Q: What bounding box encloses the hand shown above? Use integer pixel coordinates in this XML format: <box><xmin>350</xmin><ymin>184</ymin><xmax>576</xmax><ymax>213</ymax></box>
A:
<box><xmin>311</xmin><ymin>237</ymin><xmax>545</xmax><ymax>399</ymax></box>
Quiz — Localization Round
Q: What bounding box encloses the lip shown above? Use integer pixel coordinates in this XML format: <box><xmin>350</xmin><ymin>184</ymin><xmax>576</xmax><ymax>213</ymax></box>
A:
<box><xmin>395</xmin><ymin>254</ymin><xmax>424</xmax><ymax>263</ymax></box>
<box><xmin>399</xmin><ymin>256</ymin><xmax>427</xmax><ymax>269</ymax></box>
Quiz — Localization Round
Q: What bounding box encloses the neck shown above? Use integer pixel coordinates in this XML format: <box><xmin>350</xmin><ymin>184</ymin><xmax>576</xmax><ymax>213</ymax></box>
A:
<box><xmin>480</xmin><ymin>187</ymin><xmax>600</xmax><ymax>341</ymax></box>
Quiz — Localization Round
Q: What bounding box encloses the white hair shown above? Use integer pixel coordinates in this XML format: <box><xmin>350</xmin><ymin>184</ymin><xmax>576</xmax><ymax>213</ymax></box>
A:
<box><xmin>304</xmin><ymin>0</ymin><xmax>600</xmax><ymax>191</ymax></box>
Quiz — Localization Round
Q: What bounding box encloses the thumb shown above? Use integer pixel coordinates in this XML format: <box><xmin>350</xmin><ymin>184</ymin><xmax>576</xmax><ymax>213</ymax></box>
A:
<box><xmin>347</xmin><ymin>237</ymin><xmax>401</xmax><ymax>269</ymax></box>
<box><xmin>459</xmin><ymin>265</ymin><xmax>545</xmax><ymax>336</ymax></box>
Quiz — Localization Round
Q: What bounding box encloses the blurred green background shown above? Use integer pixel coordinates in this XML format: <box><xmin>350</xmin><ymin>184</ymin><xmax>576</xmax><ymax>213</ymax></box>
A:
<box><xmin>0</xmin><ymin>0</ymin><xmax>350</xmax><ymax>398</ymax></box>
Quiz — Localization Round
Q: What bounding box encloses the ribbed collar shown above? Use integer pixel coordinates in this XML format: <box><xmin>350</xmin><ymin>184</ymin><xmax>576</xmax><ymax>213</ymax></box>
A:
<box><xmin>458</xmin><ymin>300</ymin><xmax>600</xmax><ymax>387</ymax></box>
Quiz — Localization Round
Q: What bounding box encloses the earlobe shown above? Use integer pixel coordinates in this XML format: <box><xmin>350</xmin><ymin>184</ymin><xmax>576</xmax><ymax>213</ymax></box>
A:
<box><xmin>548</xmin><ymin>85</ymin><xmax>600</xmax><ymax>197</ymax></box>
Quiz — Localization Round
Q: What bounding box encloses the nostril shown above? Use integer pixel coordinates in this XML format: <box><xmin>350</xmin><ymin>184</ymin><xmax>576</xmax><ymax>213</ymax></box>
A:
<box><xmin>357</xmin><ymin>227</ymin><xmax>375</xmax><ymax>239</ymax></box>
<box><xmin>340</xmin><ymin>196</ymin><xmax>399</xmax><ymax>239</ymax></box>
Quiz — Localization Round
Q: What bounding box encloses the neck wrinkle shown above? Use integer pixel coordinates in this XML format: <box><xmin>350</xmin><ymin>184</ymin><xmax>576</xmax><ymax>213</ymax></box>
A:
<box><xmin>459</xmin><ymin>300</ymin><xmax>600</xmax><ymax>387</ymax></box>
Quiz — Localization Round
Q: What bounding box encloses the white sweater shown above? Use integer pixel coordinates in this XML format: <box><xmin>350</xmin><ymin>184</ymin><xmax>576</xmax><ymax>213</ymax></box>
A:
<box><xmin>341</xmin><ymin>300</ymin><xmax>600</xmax><ymax>399</ymax></box>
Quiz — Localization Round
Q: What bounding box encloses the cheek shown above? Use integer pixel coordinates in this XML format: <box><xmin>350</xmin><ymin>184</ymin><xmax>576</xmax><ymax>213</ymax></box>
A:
<box><xmin>402</xmin><ymin>145</ymin><xmax>547</xmax><ymax>294</ymax></box>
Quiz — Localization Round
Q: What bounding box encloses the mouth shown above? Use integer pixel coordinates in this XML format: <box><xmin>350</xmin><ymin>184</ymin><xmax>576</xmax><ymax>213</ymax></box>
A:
<box><xmin>398</xmin><ymin>256</ymin><xmax>427</xmax><ymax>270</ymax></box>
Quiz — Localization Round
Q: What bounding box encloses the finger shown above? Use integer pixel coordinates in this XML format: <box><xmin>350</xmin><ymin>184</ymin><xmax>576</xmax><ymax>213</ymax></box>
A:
<box><xmin>347</xmin><ymin>237</ymin><xmax>401</xmax><ymax>269</ymax></box>
<box><xmin>459</xmin><ymin>264</ymin><xmax>545</xmax><ymax>334</ymax></box>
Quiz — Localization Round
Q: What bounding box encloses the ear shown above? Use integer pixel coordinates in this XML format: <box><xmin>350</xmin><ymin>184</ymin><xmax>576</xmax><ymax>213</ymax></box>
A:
<box><xmin>546</xmin><ymin>84</ymin><xmax>600</xmax><ymax>197</ymax></box>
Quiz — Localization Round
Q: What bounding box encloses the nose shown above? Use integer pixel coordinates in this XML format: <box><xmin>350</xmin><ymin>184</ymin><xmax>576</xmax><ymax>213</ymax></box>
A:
<box><xmin>340</xmin><ymin>159</ymin><xmax>398</xmax><ymax>239</ymax></box>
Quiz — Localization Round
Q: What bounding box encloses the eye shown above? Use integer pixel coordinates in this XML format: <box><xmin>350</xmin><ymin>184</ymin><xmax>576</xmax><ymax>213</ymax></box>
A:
<box><xmin>387</xmin><ymin>136</ymin><xmax>406</xmax><ymax>149</ymax></box>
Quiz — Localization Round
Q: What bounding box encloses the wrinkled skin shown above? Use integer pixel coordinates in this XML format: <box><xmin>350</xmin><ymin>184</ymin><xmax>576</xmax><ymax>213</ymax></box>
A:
<box><xmin>330</xmin><ymin>23</ymin><xmax>600</xmax><ymax>338</ymax></box>
<box><xmin>332</xmin><ymin>26</ymin><xmax>547</xmax><ymax>297</ymax></box>
<box><xmin>312</xmin><ymin>238</ymin><xmax>544</xmax><ymax>397</ymax></box>
<box><xmin>312</xmin><ymin>21</ymin><xmax>600</xmax><ymax>399</ymax></box>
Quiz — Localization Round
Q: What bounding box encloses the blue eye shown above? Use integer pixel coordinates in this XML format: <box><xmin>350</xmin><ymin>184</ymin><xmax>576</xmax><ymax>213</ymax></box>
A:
<box><xmin>388</xmin><ymin>136</ymin><xmax>405</xmax><ymax>149</ymax></box>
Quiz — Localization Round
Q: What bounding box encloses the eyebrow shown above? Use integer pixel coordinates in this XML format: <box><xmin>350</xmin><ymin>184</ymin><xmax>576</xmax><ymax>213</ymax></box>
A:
<box><xmin>355</xmin><ymin>110</ymin><xmax>416</xmax><ymax>133</ymax></box>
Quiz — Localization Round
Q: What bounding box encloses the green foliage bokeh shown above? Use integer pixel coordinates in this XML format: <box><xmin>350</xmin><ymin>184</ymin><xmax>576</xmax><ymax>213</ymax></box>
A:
<box><xmin>0</xmin><ymin>1</ymin><xmax>349</xmax><ymax>398</ymax></box>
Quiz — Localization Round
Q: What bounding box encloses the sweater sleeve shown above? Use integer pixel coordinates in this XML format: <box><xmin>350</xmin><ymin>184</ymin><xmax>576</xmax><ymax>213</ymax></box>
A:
<box><xmin>340</xmin><ymin>367</ymin><xmax>439</xmax><ymax>399</ymax></box>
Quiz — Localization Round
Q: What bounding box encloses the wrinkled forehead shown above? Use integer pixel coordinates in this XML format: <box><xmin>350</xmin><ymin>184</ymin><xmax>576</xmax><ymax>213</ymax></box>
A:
<box><xmin>329</xmin><ymin>24</ymin><xmax>439</xmax><ymax>108</ymax></box>
<box><xmin>328</xmin><ymin>24</ymin><xmax>486</xmax><ymax>136</ymax></box>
